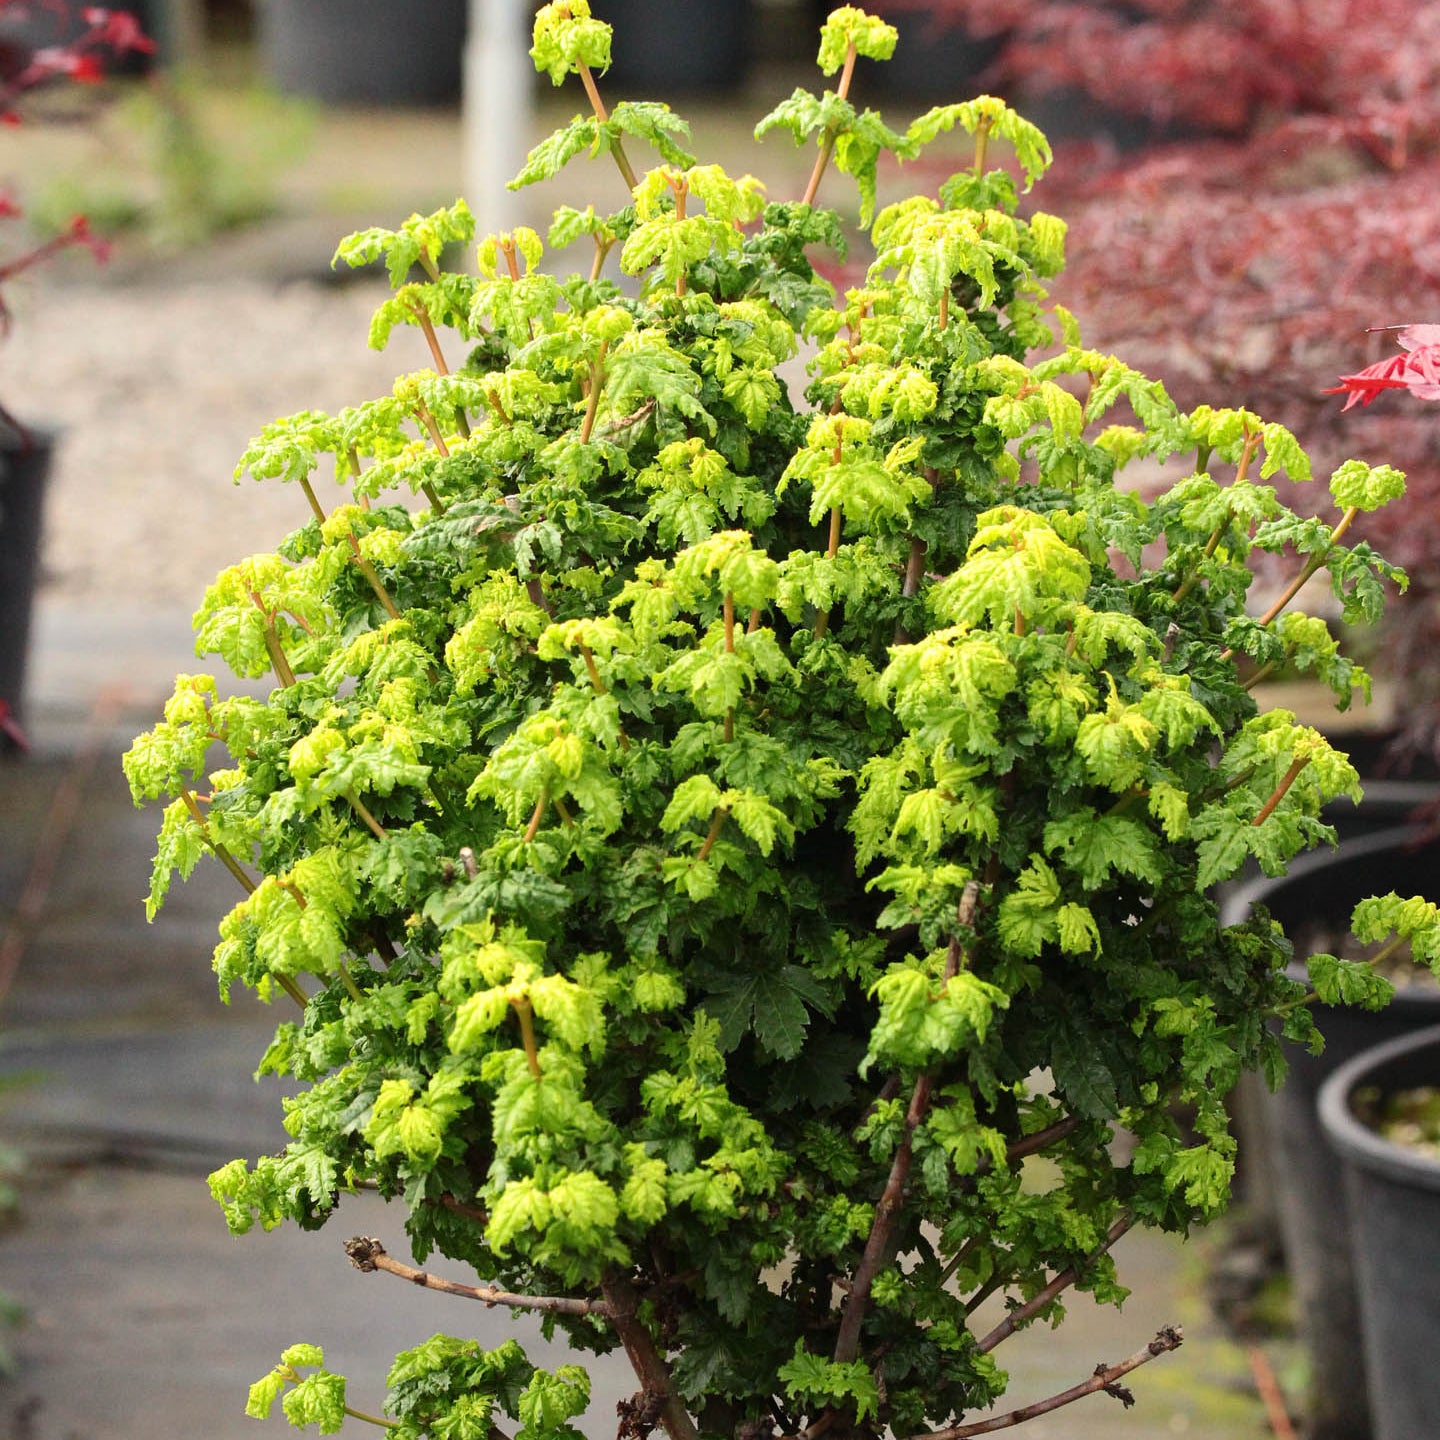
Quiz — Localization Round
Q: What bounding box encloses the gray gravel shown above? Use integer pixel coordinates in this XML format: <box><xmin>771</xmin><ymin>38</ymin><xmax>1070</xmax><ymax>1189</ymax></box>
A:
<box><xmin>6</xmin><ymin>273</ymin><xmax>418</xmax><ymax>608</ymax></box>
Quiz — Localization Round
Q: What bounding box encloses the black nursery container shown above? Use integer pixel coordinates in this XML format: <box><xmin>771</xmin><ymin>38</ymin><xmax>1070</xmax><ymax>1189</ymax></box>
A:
<box><xmin>1318</xmin><ymin>1024</ymin><xmax>1440</xmax><ymax>1440</ymax></box>
<box><xmin>0</xmin><ymin>426</ymin><xmax>54</xmax><ymax>748</ymax></box>
<box><xmin>599</xmin><ymin>0</ymin><xmax>751</xmax><ymax>94</ymax></box>
<box><xmin>259</xmin><ymin>0</ymin><xmax>468</xmax><ymax>106</ymax></box>
<box><xmin>1222</xmin><ymin>823</ymin><xmax>1440</xmax><ymax>1440</ymax></box>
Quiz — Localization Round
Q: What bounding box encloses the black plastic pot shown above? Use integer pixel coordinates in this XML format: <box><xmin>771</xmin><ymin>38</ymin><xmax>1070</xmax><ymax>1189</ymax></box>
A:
<box><xmin>1318</xmin><ymin>1024</ymin><xmax>1440</xmax><ymax>1440</ymax></box>
<box><xmin>857</xmin><ymin>9</ymin><xmax>1004</xmax><ymax>102</ymax></box>
<box><xmin>599</xmin><ymin>0</ymin><xmax>751</xmax><ymax>95</ymax></box>
<box><xmin>0</xmin><ymin>425</ymin><xmax>54</xmax><ymax>750</ymax></box>
<box><xmin>1221</xmin><ymin>824</ymin><xmax>1440</xmax><ymax>1440</ymax></box>
<box><xmin>258</xmin><ymin>0</ymin><xmax>468</xmax><ymax>106</ymax></box>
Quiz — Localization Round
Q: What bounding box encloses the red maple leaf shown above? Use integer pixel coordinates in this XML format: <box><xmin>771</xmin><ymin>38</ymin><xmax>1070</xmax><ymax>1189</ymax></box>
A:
<box><xmin>1325</xmin><ymin>325</ymin><xmax>1440</xmax><ymax>409</ymax></box>
<box><xmin>68</xmin><ymin>49</ymin><xmax>103</xmax><ymax>82</ymax></box>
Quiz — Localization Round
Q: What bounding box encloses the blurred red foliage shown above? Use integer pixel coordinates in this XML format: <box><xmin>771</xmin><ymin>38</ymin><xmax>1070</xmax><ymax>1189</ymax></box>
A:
<box><xmin>875</xmin><ymin>0</ymin><xmax>1440</xmax><ymax>758</ymax></box>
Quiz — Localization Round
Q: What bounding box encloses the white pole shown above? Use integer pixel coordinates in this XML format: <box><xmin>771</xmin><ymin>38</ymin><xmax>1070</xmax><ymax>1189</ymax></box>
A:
<box><xmin>463</xmin><ymin>0</ymin><xmax>535</xmax><ymax>237</ymax></box>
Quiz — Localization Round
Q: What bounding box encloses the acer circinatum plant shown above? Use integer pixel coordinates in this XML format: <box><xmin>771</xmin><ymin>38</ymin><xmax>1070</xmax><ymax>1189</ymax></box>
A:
<box><xmin>125</xmin><ymin>6</ymin><xmax>1440</xmax><ymax>1437</ymax></box>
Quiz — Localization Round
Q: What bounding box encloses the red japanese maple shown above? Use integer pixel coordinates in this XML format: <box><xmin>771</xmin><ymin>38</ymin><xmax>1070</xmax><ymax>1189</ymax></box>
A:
<box><xmin>0</xmin><ymin>3</ymin><xmax>151</xmax><ymax>117</ymax></box>
<box><xmin>873</xmin><ymin>0</ymin><xmax>1440</xmax><ymax>147</ymax></box>
<box><xmin>1326</xmin><ymin>325</ymin><xmax>1440</xmax><ymax>410</ymax></box>
<box><xmin>873</xmin><ymin>0</ymin><xmax>1440</xmax><ymax>757</ymax></box>
<box><xmin>0</xmin><ymin>3</ymin><xmax>149</xmax><ymax>334</ymax></box>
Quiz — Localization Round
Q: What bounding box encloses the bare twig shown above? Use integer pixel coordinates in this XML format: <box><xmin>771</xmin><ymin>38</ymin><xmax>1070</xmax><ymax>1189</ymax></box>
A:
<box><xmin>1004</xmin><ymin>1115</ymin><xmax>1082</xmax><ymax>1164</ymax></box>
<box><xmin>903</xmin><ymin>1326</ymin><xmax>1183</xmax><ymax>1439</ymax></box>
<box><xmin>343</xmin><ymin>1236</ymin><xmax>611</xmax><ymax>1318</ymax></box>
<box><xmin>975</xmin><ymin>1213</ymin><xmax>1133</xmax><ymax>1354</ymax></box>
<box><xmin>438</xmin><ymin>1192</ymin><xmax>488</xmax><ymax>1224</ymax></box>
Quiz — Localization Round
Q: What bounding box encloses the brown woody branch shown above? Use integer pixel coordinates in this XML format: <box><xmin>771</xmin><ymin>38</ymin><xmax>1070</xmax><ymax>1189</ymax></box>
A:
<box><xmin>935</xmin><ymin>1116</ymin><xmax>1081</xmax><ymax>1289</ymax></box>
<box><xmin>1004</xmin><ymin>1115</ymin><xmax>1081</xmax><ymax>1165</ymax></box>
<box><xmin>906</xmin><ymin>1326</ymin><xmax>1183</xmax><ymax>1439</ymax></box>
<box><xmin>439</xmin><ymin>1192</ymin><xmax>487</xmax><ymax>1224</ymax></box>
<box><xmin>832</xmin><ymin>882</ymin><xmax>982</xmax><ymax>1365</ymax></box>
<box><xmin>938</xmin><ymin>1116</ymin><xmax>1084</xmax><ymax>1293</ymax></box>
<box><xmin>343</xmin><ymin>1236</ymin><xmax>610</xmax><ymax>1318</ymax></box>
<box><xmin>600</xmin><ymin>1270</ymin><xmax>701</xmax><ymax>1440</ymax></box>
<box><xmin>975</xmin><ymin>1213</ymin><xmax>1133</xmax><ymax>1355</ymax></box>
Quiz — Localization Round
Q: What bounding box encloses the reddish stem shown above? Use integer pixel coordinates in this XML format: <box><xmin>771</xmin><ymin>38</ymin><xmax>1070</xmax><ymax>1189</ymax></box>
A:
<box><xmin>577</xmin><ymin>62</ymin><xmax>639</xmax><ymax>191</ymax></box>
<box><xmin>1252</xmin><ymin>755</ymin><xmax>1311</xmax><ymax>827</ymax></box>
<box><xmin>411</xmin><ymin>303</ymin><xmax>451</xmax><ymax>375</ymax></box>
<box><xmin>801</xmin><ymin>41</ymin><xmax>858</xmax><ymax>209</ymax></box>
<box><xmin>696</xmin><ymin>807</ymin><xmax>728</xmax><ymax>862</ymax></box>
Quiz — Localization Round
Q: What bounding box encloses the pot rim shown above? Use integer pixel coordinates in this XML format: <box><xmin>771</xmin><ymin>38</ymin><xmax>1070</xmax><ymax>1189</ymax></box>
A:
<box><xmin>1220</xmin><ymin>823</ymin><xmax>1440</xmax><ymax>1006</ymax></box>
<box><xmin>1317</xmin><ymin>1022</ymin><xmax>1440</xmax><ymax>1191</ymax></box>
<box><xmin>0</xmin><ymin>420</ymin><xmax>59</xmax><ymax>453</ymax></box>
<box><xmin>1220</xmin><ymin>823</ymin><xmax>1440</xmax><ymax>928</ymax></box>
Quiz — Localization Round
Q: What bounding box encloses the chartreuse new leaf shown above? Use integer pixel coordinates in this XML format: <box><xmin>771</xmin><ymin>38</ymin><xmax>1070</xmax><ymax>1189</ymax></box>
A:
<box><xmin>930</xmin><ymin>506</ymin><xmax>1091</xmax><ymax>630</ymax></box>
<box><xmin>817</xmin><ymin>6</ymin><xmax>898</xmax><ymax>70</ymax></box>
<box><xmin>907</xmin><ymin>96</ymin><xmax>1053</xmax><ymax>188</ymax></box>
<box><xmin>248</xmin><ymin>1344</ymin><xmax>347</xmax><ymax>1434</ymax></box>
<box><xmin>333</xmin><ymin>200</ymin><xmax>476</xmax><ymax>286</ymax></box>
<box><xmin>1352</xmin><ymin>892</ymin><xmax>1440</xmax><ymax>976</ymax></box>
<box><xmin>1329</xmin><ymin>458</ymin><xmax>1407</xmax><ymax>511</ymax></box>
<box><xmin>529</xmin><ymin>0</ymin><xmax>610</xmax><ymax>85</ymax></box>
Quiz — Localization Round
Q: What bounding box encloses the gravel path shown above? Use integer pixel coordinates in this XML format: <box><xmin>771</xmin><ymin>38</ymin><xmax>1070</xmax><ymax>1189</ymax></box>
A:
<box><xmin>5</xmin><ymin>274</ymin><xmax>421</xmax><ymax>608</ymax></box>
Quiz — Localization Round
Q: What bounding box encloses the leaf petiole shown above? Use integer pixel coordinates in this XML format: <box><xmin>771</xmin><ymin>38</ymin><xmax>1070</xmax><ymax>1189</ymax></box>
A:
<box><xmin>800</xmin><ymin>40</ymin><xmax>858</xmax><ymax>209</ymax></box>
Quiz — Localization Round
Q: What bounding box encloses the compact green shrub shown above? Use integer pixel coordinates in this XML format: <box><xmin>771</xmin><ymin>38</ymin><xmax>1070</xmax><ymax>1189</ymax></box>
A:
<box><xmin>125</xmin><ymin>6</ymin><xmax>1440</xmax><ymax>1436</ymax></box>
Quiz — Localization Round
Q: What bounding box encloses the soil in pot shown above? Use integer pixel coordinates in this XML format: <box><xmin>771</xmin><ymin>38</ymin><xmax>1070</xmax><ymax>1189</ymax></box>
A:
<box><xmin>1318</xmin><ymin>1024</ymin><xmax>1440</xmax><ymax>1440</ymax></box>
